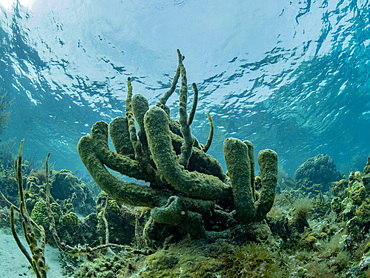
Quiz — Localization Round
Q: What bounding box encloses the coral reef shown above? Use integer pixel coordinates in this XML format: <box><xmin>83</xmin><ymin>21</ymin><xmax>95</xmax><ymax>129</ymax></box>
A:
<box><xmin>0</xmin><ymin>146</ymin><xmax>103</xmax><ymax>255</ymax></box>
<box><xmin>0</xmin><ymin>140</ymin><xmax>47</xmax><ymax>277</ymax></box>
<box><xmin>0</xmin><ymin>164</ymin><xmax>95</xmax><ymax>217</ymax></box>
<box><xmin>7</xmin><ymin>51</ymin><xmax>370</xmax><ymax>278</ymax></box>
<box><xmin>78</xmin><ymin>50</ymin><xmax>278</xmax><ymax>240</ymax></box>
<box><xmin>30</xmin><ymin>199</ymin><xmax>61</xmax><ymax>240</ymax></box>
<box><xmin>49</xmin><ymin>169</ymin><xmax>95</xmax><ymax>215</ymax></box>
<box><xmin>29</xmin><ymin>197</ymin><xmax>99</xmax><ymax>248</ymax></box>
<box><xmin>294</xmin><ymin>154</ymin><xmax>344</xmax><ymax>195</ymax></box>
<box><xmin>12</xmin><ymin>51</ymin><xmax>365</xmax><ymax>278</ymax></box>
<box><xmin>331</xmin><ymin>168</ymin><xmax>370</xmax><ymax>241</ymax></box>
<box><xmin>73</xmin><ymin>237</ymin><xmax>292</xmax><ymax>278</ymax></box>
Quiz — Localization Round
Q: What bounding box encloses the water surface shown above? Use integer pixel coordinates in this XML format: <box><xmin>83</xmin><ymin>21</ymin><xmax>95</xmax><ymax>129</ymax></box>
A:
<box><xmin>0</xmin><ymin>0</ymin><xmax>369</xmax><ymax>176</ymax></box>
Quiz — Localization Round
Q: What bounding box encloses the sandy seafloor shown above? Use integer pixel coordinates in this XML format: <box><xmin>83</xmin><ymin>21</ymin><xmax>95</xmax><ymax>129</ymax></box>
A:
<box><xmin>0</xmin><ymin>229</ymin><xmax>70</xmax><ymax>278</ymax></box>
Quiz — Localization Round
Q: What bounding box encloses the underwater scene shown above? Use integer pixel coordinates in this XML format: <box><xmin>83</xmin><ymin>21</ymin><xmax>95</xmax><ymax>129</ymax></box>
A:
<box><xmin>0</xmin><ymin>0</ymin><xmax>370</xmax><ymax>277</ymax></box>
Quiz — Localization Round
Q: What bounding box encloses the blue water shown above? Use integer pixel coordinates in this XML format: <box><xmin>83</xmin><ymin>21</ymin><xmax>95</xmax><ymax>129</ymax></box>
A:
<box><xmin>0</xmin><ymin>0</ymin><xmax>369</xmax><ymax>177</ymax></box>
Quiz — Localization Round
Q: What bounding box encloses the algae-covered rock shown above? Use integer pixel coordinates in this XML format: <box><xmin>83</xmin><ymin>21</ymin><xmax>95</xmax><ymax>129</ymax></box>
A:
<box><xmin>142</xmin><ymin>217</ymin><xmax>186</xmax><ymax>250</ymax></box>
<box><xmin>350</xmin><ymin>181</ymin><xmax>366</xmax><ymax>206</ymax></box>
<box><xmin>363</xmin><ymin>174</ymin><xmax>370</xmax><ymax>192</ymax></box>
<box><xmin>331</xmin><ymin>167</ymin><xmax>370</xmax><ymax>241</ymax></box>
<box><xmin>31</xmin><ymin>199</ymin><xmax>62</xmax><ymax>242</ymax></box>
<box><xmin>363</xmin><ymin>157</ymin><xmax>370</xmax><ymax>192</ymax></box>
<box><xmin>73</xmin><ymin>252</ymin><xmax>146</xmax><ymax>278</ymax></box>
<box><xmin>50</xmin><ymin>169</ymin><xmax>95</xmax><ymax>216</ymax></box>
<box><xmin>141</xmin><ymin>238</ymin><xmax>230</xmax><ymax>277</ymax></box>
<box><xmin>147</xmin><ymin>250</ymin><xmax>179</xmax><ymax>270</ymax></box>
<box><xmin>60</xmin><ymin>211</ymin><xmax>79</xmax><ymax>226</ymax></box>
<box><xmin>332</xmin><ymin>179</ymin><xmax>349</xmax><ymax>198</ymax></box>
<box><xmin>364</xmin><ymin>155</ymin><xmax>370</xmax><ymax>175</ymax></box>
<box><xmin>294</xmin><ymin>154</ymin><xmax>343</xmax><ymax>194</ymax></box>
<box><xmin>24</xmin><ymin>176</ymin><xmax>47</xmax><ymax>212</ymax></box>
<box><xmin>1</xmin><ymin>165</ymin><xmax>96</xmax><ymax>218</ymax></box>
<box><xmin>30</xmin><ymin>199</ymin><xmax>100</xmax><ymax>247</ymax></box>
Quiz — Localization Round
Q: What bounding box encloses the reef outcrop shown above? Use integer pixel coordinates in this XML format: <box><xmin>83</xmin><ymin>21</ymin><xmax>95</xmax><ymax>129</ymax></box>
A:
<box><xmin>0</xmin><ymin>161</ymin><xmax>95</xmax><ymax>215</ymax></box>
<box><xmin>331</xmin><ymin>157</ymin><xmax>370</xmax><ymax>241</ymax></box>
<box><xmin>294</xmin><ymin>154</ymin><xmax>343</xmax><ymax>195</ymax></box>
<box><xmin>78</xmin><ymin>50</ymin><xmax>278</xmax><ymax>239</ymax></box>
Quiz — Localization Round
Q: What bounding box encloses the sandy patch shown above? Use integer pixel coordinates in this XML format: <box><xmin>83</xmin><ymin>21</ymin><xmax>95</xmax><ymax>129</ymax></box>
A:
<box><xmin>0</xmin><ymin>229</ymin><xmax>71</xmax><ymax>278</ymax></box>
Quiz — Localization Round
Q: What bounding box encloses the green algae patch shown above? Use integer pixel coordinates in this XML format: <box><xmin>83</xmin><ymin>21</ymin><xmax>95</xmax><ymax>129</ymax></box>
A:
<box><xmin>141</xmin><ymin>238</ymin><xmax>228</xmax><ymax>278</ymax></box>
<box><xmin>146</xmin><ymin>250</ymin><xmax>179</xmax><ymax>270</ymax></box>
<box><xmin>31</xmin><ymin>199</ymin><xmax>61</xmax><ymax>240</ymax></box>
<box><xmin>60</xmin><ymin>211</ymin><xmax>79</xmax><ymax>227</ymax></box>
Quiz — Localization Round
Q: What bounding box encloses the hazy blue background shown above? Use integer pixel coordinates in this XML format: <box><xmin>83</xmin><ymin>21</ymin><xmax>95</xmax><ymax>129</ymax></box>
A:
<box><xmin>0</xmin><ymin>0</ymin><xmax>369</xmax><ymax>177</ymax></box>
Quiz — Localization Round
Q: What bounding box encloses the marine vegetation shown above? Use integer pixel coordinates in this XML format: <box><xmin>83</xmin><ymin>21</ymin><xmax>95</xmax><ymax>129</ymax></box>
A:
<box><xmin>331</xmin><ymin>158</ymin><xmax>370</xmax><ymax>242</ymax></box>
<box><xmin>0</xmin><ymin>140</ymin><xmax>151</xmax><ymax>277</ymax></box>
<box><xmin>0</xmin><ymin>156</ymin><xmax>95</xmax><ymax>216</ymax></box>
<box><xmin>0</xmin><ymin>148</ymin><xmax>98</xmax><ymax>248</ymax></box>
<box><xmin>77</xmin><ymin>49</ymin><xmax>278</xmax><ymax>241</ymax></box>
<box><xmin>0</xmin><ymin>140</ymin><xmax>47</xmax><ymax>278</ymax></box>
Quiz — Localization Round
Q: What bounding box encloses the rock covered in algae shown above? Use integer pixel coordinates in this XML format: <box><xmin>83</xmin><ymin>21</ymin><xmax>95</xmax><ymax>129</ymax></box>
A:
<box><xmin>31</xmin><ymin>199</ymin><xmax>62</xmax><ymax>241</ymax></box>
<box><xmin>294</xmin><ymin>154</ymin><xmax>343</xmax><ymax>194</ymax></box>
<box><xmin>330</xmin><ymin>168</ymin><xmax>370</xmax><ymax>241</ymax></box>
<box><xmin>364</xmin><ymin>155</ymin><xmax>370</xmax><ymax>175</ymax></box>
<box><xmin>332</xmin><ymin>179</ymin><xmax>350</xmax><ymax>199</ymax></box>
<box><xmin>146</xmin><ymin>250</ymin><xmax>179</xmax><ymax>270</ymax></box>
<box><xmin>363</xmin><ymin>155</ymin><xmax>370</xmax><ymax>191</ymax></box>
<box><xmin>0</xmin><ymin>165</ymin><xmax>95</xmax><ymax>218</ymax></box>
<box><xmin>50</xmin><ymin>169</ymin><xmax>95</xmax><ymax>215</ymax></box>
